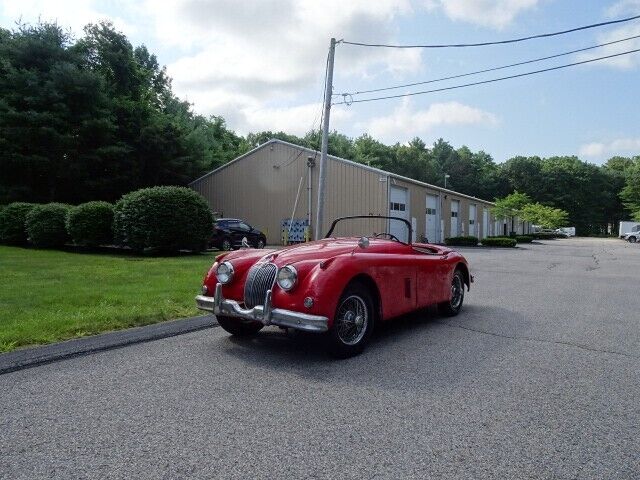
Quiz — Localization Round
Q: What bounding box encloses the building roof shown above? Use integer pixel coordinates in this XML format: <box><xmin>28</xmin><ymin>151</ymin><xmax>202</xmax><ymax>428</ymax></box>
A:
<box><xmin>189</xmin><ymin>138</ymin><xmax>495</xmax><ymax>205</ymax></box>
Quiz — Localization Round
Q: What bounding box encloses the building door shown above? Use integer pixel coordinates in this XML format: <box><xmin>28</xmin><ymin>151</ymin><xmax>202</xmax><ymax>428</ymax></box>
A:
<box><xmin>450</xmin><ymin>200</ymin><xmax>460</xmax><ymax>237</ymax></box>
<box><xmin>389</xmin><ymin>186</ymin><xmax>410</xmax><ymax>242</ymax></box>
<box><xmin>469</xmin><ymin>204</ymin><xmax>477</xmax><ymax>237</ymax></box>
<box><xmin>425</xmin><ymin>194</ymin><xmax>438</xmax><ymax>243</ymax></box>
<box><xmin>482</xmin><ymin>208</ymin><xmax>489</xmax><ymax>239</ymax></box>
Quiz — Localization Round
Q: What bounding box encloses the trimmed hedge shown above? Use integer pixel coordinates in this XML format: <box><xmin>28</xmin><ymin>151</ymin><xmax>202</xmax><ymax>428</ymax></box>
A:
<box><xmin>25</xmin><ymin>203</ymin><xmax>71</xmax><ymax>248</ymax></box>
<box><xmin>66</xmin><ymin>201</ymin><xmax>114</xmax><ymax>247</ymax></box>
<box><xmin>515</xmin><ymin>235</ymin><xmax>534</xmax><ymax>243</ymax></box>
<box><xmin>482</xmin><ymin>237</ymin><xmax>517</xmax><ymax>247</ymax></box>
<box><xmin>533</xmin><ymin>232</ymin><xmax>560</xmax><ymax>240</ymax></box>
<box><xmin>0</xmin><ymin>202</ymin><xmax>37</xmax><ymax>245</ymax></box>
<box><xmin>445</xmin><ymin>236</ymin><xmax>479</xmax><ymax>246</ymax></box>
<box><xmin>114</xmin><ymin>186</ymin><xmax>213</xmax><ymax>253</ymax></box>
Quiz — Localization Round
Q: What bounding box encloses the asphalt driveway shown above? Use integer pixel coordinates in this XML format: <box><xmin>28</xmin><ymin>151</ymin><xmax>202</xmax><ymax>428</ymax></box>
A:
<box><xmin>1</xmin><ymin>238</ymin><xmax>639</xmax><ymax>479</ymax></box>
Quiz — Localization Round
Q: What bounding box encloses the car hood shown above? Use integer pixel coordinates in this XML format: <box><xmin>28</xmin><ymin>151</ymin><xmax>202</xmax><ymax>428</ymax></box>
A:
<box><xmin>221</xmin><ymin>237</ymin><xmax>407</xmax><ymax>267</ymax></box>
<box><xmin>262</xmin><ymin>238</ymin><xmax>365</xmax><ymax>265</ymax></box>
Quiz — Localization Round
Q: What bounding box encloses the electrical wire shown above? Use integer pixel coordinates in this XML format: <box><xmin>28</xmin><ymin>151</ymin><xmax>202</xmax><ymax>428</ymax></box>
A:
<box><xmin>342</xmin><ymin>14</ymin><xmax>640</xmax><ymax>48</ymax></box>
<box><xmin>338</xmin><ymin>33</ymin><xmax>640</xmax><ymax>96</ymax></box>
<box><xmin>331</xmin><ymin>47</ymin><xmax>640</xmax><ymax>105</ymax></box>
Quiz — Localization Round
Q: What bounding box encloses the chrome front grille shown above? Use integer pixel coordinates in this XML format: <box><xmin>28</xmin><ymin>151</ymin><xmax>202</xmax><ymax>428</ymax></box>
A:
<box><xmin>244</xmin><ymin>263</ymin><xmax>277</xmax><ymax>308</ymax></box>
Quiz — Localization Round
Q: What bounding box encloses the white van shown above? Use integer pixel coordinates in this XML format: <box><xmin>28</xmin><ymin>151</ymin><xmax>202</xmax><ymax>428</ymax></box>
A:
<box><xmin>619</xmin><ymin>221</ymin><xmax>640</xmax><ymax>239</ymax></box>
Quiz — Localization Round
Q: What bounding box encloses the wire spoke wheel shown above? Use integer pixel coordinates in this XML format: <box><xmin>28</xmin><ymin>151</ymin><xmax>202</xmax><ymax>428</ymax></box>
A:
<box><xmin>450</xmin><ymin>274</ymin><xmax>464</xmax><ymax>309</ymax></box>
<box><xmin>335</xmin><ymin>295</ymin><xmax>368</xmax><ymax>346</ymax></box>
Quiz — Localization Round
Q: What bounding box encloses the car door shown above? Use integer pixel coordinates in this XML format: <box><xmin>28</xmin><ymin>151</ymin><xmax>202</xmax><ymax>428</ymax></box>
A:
<box><xmin>414</xmin><ymin>248</ymin><xmax>449</xmax><ymax>306</ymax></box>
<box><xmin>226</xmin><ymin>221</ymin><xmax>244</xmax><ymax>247</ymax></box>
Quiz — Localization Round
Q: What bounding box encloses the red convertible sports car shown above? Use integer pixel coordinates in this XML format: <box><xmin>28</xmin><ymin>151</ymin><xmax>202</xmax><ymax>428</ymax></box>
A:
<box><xmin>196</xmin><ymin>215</ymin><xmax>472</xmax><ymax>357</ymax></box>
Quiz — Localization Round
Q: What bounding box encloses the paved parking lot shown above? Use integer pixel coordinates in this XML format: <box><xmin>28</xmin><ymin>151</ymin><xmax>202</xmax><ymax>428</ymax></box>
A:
<box><xmin>1</xmin><ymin>238</ymin><xmax>639</xmax><ymax>479</ymax></box>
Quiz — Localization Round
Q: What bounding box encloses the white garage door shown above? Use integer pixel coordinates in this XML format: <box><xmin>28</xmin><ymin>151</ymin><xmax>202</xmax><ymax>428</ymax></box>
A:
<box><xmin>450</xmin><ymin>200</ymin><xmax>460</xmax><ymax>237</ymax></box>
<box><xmin>389</xmin><ymin>186</ymin><xmax>410</xmax><ymax>242</ymax></box>
<box><xmin>482</xmin><ymin>208</ymin><xmax>489</xmax><ymax>239</ymax></box>
<box><xmin>469</xmin><ymin>204</ymin><xmax>477</xmax><ymax>237</ymax></box>
<box><xmin>425</xmin><ymin>194</ymin><xmax>438</xmax><ymax>243</ymax></box>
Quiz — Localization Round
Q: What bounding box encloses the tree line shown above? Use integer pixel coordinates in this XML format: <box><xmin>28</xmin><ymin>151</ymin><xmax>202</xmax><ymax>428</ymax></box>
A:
<box><xmin>1</xmin><ymin>22</ymin><xmax>638</xmax><ymax>235</ymax></box>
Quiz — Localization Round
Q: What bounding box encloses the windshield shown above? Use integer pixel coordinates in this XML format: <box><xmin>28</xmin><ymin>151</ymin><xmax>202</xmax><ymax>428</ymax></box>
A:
<box><xmin>324</xmin><ymin>215</ymin><xmax>412</xmax><ymax>244</ymax></box>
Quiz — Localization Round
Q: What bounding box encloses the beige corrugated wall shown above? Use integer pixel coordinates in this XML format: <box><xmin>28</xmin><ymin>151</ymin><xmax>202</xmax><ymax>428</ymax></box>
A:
<box><xmin>190</xmin><ymin>142</ymin><xmax>387</xmax><ymax>244</ymax></box>
<box><xmin>190</xmin><ymin>140</ymin><xmax>497</xmax><ymax>244</ymax></box>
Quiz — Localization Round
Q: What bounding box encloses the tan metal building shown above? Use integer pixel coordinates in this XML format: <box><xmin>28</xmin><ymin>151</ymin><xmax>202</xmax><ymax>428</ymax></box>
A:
<box><xmin>190</xmin><ymin>139</ymin><xmax>520</xmax><ymax>244</ymax></box>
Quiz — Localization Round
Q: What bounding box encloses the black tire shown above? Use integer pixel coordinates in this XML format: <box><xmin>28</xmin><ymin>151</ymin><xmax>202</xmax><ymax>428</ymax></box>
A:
<box><xmin>257</xmin><ymin>238</ymin><xmax>266</xmax><ymax>249</ymax></box>
<box><xmin>221</xmin><ymin>238</ymin><xmax>232</xmax><ymax>251</ymax></box>
<box><xmin>629</xmin><ymin>236</ymin><xmax>637</xmax><ymax>243</ymax></box>
<box><xmin>328</xmin><ymin>282</ymin><xmax>376</xmax><ymax>358</ymax></box>
<box><xmin>216</xmin><ymin>315</ymin><xmax>263</xmax><ymax>336</ymax></box>
<box><xmin>438</xmin><ymin>270</ymin><xmax>465</xmax><ymax>317</ymax></box>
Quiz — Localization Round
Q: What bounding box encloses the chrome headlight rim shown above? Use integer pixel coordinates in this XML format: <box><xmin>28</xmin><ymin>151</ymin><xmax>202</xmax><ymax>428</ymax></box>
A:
<box><xmin>277</xmin><ymin>265</ymin><xmax>298</xmax><ymax>291</ymax></box>
<box><xmin>216</xmin><ymin>261</ymin><xmax>234</xmax><ymax>284</ymax></box>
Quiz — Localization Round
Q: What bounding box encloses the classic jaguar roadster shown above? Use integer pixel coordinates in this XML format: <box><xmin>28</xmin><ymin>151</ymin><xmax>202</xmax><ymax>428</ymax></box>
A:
<box><xmin>196</xmin><ymin>215</ymin><xmax>472</xmax><ymax>357</ymax></box>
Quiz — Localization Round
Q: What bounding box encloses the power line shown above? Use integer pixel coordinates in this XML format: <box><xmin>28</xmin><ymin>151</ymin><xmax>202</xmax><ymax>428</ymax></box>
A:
<box><xmin>331</xmin><ymin>47</ymin><xmax>640</xmax><ymax>105</ymax></box>
<box><xmin>342</xmin><ymin>14</ymin><xmax>640</xmax><ymax>49</ymax></box>
<box><xmin>338</xmin><ymin>34</ymin><xmax>640</xmax><ymax>97</ymax></box>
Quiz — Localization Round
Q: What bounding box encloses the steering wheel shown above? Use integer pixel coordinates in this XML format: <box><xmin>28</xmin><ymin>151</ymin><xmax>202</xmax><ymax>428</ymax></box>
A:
<box><xmin>373</xmin><ymin>232</ymin><xmax>401</xmax><ymax>242</ymax></box>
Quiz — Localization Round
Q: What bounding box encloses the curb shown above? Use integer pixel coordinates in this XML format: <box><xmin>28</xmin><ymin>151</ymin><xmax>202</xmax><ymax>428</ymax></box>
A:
<box><xmin>0</xmin><ymin>315</ymin><xmax>217</xmax><ymax>375</ymax></box>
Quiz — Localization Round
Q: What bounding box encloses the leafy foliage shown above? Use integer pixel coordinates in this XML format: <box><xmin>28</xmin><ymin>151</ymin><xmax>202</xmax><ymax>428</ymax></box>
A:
<box><xmin>25</xmin><ymin>203</ymin><xmax>71</xmax><ymax>247</ymax></box>
<box><xmin>482</xmin><ymin>237</ymin><xmax>517</xmax><ymax>247</ymax></box>
<box><xmin>0</xmin><ymin>21</ymin><xmax>242</xmax><ymax>204</ymax></box>
<box><xmin>444</xmin><ymin>236</ymin><xmax>479</xmax><ymax>246</ymax></box>
<box><xmin>113</xmin><ymin>186</ymin><xmax>213</xmax><ymax>253</ymax></box>
<box><xmin>66</xmin><ymin>201</ymin><xmax>114</xmax><ymax>246</ymax></box>
<box><xmin>520</xmin><ymin>203</ymin><xmax>568</xmax><ymax>229</ymax></box>
<box><xmin>0</xmin><ymin>202</ymin><xmax>37</xmax><ymax>245</ymax></box>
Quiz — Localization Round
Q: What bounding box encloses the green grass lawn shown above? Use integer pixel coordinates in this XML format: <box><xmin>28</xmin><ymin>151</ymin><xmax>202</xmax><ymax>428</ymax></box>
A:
<box><xmin>0</xmin><ymin>245</ymin><xmax>218</xmax><ymax>353</ymax></box>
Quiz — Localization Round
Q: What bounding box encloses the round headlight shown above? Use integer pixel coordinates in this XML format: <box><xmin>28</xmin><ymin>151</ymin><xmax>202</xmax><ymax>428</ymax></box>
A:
<box><xmin>216</xmin><ymin>261</ymin><xmax>234</xmax><ymax>284</ymax></box>
<box><xmin>277</xmin><ymin>265</ymin><xmax>297</xmax><ymax>291</ymax></box>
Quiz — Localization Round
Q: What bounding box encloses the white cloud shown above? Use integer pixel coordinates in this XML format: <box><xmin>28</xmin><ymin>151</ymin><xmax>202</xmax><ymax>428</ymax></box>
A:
<box><xmin>423</xmin><ymin>0</ymin><xmax>538</xmax><ymax>29</ymax></box>
<box><xmin>579</xmin><ymin>138</ymin><xmax>640</xmax><ymax>157</ymax></box>
<box><xmin>147</xmin><ymin>0</ymin><xmax>423</xmax><ymax>133</ymax></box>
<box><xmin>607</xmin><ymin>0</ymin><xmax>640</xmax><ymax>16</ymax></box>
<box><xmin>360</xmin><ymin>99</ymin><xmax>498</xmax><ymax>142</ymax></box>
<box><xmin>0</xmin><ymin>0</ymin><xmax>135</xmax><ymax>36</ymax></box>
<box><xmin>576</xmin><ymin>23</ymin><xmax>640</xmax><ymax>69</ymax></box>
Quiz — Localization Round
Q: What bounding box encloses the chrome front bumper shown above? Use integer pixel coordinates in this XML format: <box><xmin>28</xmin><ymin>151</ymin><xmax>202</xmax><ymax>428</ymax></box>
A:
<box><xmin>195</xmin><ymin>284</ymin><xmax>328</xmax><ymax>333</ymax></box>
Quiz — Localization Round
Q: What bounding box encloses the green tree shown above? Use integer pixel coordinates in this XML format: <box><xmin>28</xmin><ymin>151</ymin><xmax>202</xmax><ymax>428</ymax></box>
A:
<box><xmin>491</xmin><ymin>192</ymin><xmax>532</xmax><ymax>234</ymax></box>
<box><xmin>521</xmin><ymin>203</ymin><xmax>568</xmax><ymax>229</ymax></box>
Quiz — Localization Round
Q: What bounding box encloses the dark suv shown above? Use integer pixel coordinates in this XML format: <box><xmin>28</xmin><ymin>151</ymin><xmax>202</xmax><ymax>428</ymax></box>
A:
<box><xmin>211</xmin><ymin>218</ymin><xmax>267</xmax><ymax>250</ymax></box>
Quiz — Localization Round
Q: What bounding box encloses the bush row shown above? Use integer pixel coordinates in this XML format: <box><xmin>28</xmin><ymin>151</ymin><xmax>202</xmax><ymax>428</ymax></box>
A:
<box><xmin>0</xmin><ymin>187</ymin><xmax>213</xmax><ymax>253</ymax></box>
<box><xmin>444</xmin><ymin>236</ymin><xmax>479</xmax><ymax>246</ymax></box>
<box><xmin>482</xmin><ymin>237</ymin><xmax>517</xmax><ymax>247</ymax></box>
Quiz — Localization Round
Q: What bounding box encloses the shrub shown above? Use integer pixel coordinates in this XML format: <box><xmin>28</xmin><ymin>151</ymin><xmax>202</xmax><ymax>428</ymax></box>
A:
<box><xmin>445</xmin><ymin>236</ymin><xmax>479</xmax><ymax>246</ymax></box>
<box><xmin>25</xmin><ymin>203</ymin><xmax>71</xmax><ymax>248</ymax></box>
<box><xmin>114</xmin><ymin>186</ymin><xmax>213</xmax><ymax>253</ymax></box>
<box><xmin>533</xmin><ymin>232</ymin><xmax>558</xmax><ymax>240</ymax></box>
<box><xmin>0</xmin><ymin>202</ymin><xmax>37</xmax><ymax>245</ymax></box>
<box><xmin>66</xmin><ymin>201</ymin><xmax>114</xmax><ymax>247</ymax></box>
<box><xmin>515</xmin><ymin>235</ymin><xmax>534</xmax><ymax>243</ymax></box>
<box><xmin>482</xmin><ymin>237</ymin><xmax>517</xmax><ymax>247</ymax></box>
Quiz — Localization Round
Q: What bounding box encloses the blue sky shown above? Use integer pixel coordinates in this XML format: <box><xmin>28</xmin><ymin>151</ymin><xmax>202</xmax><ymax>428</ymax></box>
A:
<box><xmin>1</xmin><ymin>0</ymin><xmax>639</xmax><ymax>164</ymax></box>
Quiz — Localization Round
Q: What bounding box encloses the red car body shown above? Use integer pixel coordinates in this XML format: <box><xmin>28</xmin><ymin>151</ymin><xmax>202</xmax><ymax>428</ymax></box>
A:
<box><xmin>196</xmin><ymin>216</ymin><xmax>471</xmax><ymax>356</ymax></box>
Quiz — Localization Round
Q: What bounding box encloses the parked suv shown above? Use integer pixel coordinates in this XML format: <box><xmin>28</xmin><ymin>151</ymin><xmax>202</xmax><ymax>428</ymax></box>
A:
<box><xmin>211</xmin><ymin>218</ymin><xmax>267</xmax><ymax>250</ymax></box>
<box><xmin>623</xmin><ymin>231</ymin><xmax>638</xmax><ymax>243</ymax></box>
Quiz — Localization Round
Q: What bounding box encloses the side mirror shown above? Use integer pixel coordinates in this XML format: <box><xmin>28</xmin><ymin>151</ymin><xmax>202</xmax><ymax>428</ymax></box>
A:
<box><xmin>358</xmin><ymin>236</ymin><xmax>369</xmax><ymax>249</ymax></box>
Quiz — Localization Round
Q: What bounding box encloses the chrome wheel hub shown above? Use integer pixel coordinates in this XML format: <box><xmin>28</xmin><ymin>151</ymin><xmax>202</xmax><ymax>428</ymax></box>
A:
<box><xmin>336</xmin><ymin>295</ymin><xmax>368</xmax><ymax>346</ymax></box>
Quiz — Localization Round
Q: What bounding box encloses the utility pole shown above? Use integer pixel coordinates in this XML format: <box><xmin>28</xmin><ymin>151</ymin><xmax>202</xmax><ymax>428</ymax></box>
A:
<box><xmin>315</xmin><ymin>37</ymin><xmax>336</xmax><ymax>240</ymax></box>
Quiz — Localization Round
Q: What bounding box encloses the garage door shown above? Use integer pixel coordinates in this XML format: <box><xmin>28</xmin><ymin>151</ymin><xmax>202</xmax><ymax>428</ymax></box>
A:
<box><xmin>450</xmin><ymin>200</ymin><xmax>460</xmax><ymax>237</ymax></box>
<box><xmin>389</xmin><ymin>186</ymin><xmax>410</xmax><ymax>242</ymax></box>
<box><xmin>482</xmin><ymin>208</ymin><xmax>489</xmax><ymax>239</ymax></box>
<box><xmin>469</xmin><ymin>204</ymin><xmax>477</xmax><ymax>237</ymax></box>
<box><xmin>425</xmin><ymin>194</ymin><xmax>438</xmax><ymax>243</ymax></box>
